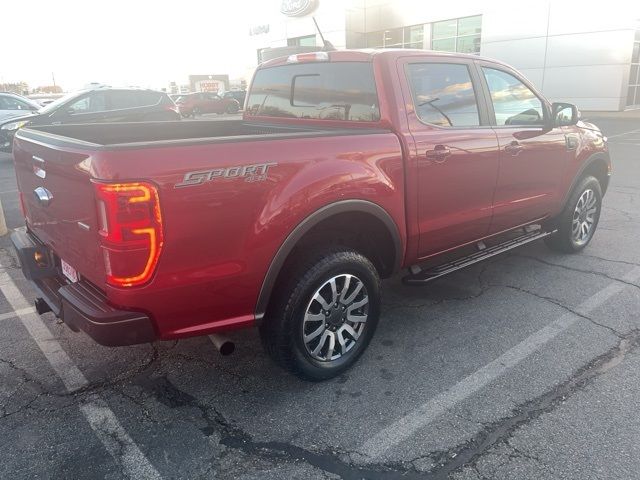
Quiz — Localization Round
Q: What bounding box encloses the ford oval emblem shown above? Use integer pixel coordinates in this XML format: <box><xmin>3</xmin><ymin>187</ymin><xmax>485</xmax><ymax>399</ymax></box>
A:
<box><xmin>280</xmin><ymin>0</ymin><xmax>318</xmax><ymax>17</ymax></box>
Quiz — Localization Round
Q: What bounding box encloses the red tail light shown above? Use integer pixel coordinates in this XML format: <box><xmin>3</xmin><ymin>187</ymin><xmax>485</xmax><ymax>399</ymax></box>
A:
<box><xmin>92</xmin><ymin>181</ymin><xmax>164</xmax><ymax>287</ymax></box>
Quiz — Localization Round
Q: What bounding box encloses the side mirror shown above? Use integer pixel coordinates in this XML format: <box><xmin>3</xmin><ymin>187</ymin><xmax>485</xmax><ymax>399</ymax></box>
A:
<box><xmin>552</xmin><ymin>102</ymin><xmax>580</xmax><ymax>127</ymax></box>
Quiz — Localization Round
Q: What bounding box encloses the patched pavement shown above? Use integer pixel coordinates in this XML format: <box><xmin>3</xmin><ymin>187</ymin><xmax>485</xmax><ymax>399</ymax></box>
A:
<box><xmin>1</xmin><ymin>117</ymin><xmax>639</xmax><ymax>479</ymax></box>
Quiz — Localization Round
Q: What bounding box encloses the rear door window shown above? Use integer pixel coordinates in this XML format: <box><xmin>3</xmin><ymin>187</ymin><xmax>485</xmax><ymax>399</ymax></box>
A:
<box><xmin>109</xmin><ymin>91</ymin><xmax>162</xmax><ymax>110</ymax></box>
<box><xmin>67</xmin><ymin>92</ymin><xmax>108</xmax><ymax>114</ymax></box>
<box><xmin>109</xmin><ymin>91</ymin><xmax>137</xmax><ymax>110</ymax></box>
<box><xmin>407</xmin><ymin>63</ymin><xmax>480</xmax><ymax>127</ymax></box>
<box><xmin>246</xmin><ymin>62</ymin><xmax>380</xmax><ymax>122</ymax></box>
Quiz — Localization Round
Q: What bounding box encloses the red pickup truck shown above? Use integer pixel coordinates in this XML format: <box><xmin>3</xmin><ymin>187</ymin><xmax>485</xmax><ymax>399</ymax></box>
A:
<box><xmin>11</xmin><ymin>50</ymin><xmax>610</xmax><ymax>380</ymax></box>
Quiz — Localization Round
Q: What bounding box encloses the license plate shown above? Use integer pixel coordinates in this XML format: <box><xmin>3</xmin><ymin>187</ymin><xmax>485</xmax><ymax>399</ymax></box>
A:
<box><xmin>61</xmin><ymin>259</ymin><xmax>78</xmax><ymax>283</ymax></box>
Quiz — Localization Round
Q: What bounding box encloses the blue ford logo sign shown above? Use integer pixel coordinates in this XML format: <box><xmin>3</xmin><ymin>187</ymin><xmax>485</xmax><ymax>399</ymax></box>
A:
<box><xmin>280</xmin><ymin>0</ymin><xmax>318</xmax><ymax>17</ymax></box>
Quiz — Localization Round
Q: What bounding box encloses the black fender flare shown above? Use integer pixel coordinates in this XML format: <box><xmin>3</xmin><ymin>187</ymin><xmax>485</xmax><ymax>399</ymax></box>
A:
<box><xmin>254</xmin><ymin>200</ymin><xmax>403</xmax><ymax>321</ymax></box>
<box><xmin>561</xmin><ymin>152</ymin><xmax>610</xmax><ymax>209</ymax></box>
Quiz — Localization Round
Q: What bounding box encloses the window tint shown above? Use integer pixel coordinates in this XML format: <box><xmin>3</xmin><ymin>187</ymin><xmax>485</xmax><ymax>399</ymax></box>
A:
<box><xmin>109</xmin><ymin>91</ymin><xmax>137</xmax><ymax>110</ymax></box>
<box><xmin>407</xmin><ymin>63</ymin><xmax>480</xmax><ymax>127</ymax></box>
<box><xmin>109</xmin><ymin>90</ymin><xmax>162</xmax><ymax>109</ymax></box>
<box><xmin>0</xmin><ymin>96</ymin><xmax>32</xmax><ymax>110</ymax></box>
<box><xmin>67</xmin><ymin>92</ymin><xmax>107</xmax><ymax>114</ymax></box>
<box><xmin>482</xmin><ymin>68</ymin><xmax>544</xmax><ymax>126</ymax></box>
<box><xmin>246</xmin><ymin>62</ymin><xmax>380</xmax><ymax>122</ymax></box>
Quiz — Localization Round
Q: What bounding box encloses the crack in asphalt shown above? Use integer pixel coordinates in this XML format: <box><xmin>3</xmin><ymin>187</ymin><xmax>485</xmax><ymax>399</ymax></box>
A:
<box><xmin>513</xmin><ymin>254</ymin><xmax>640</xmax><ymax>291</ymax></box>
<box><xmin>0</xmin><ymin>357</ymin><xmax>50</xmax><ymax>420</ymax></box>
<box><xmin>495</xmin><ymin>284</ymin><xmax>625</xmax><ymax>339</ymax></box>
<box><xmin>404</xmin><ymin>329</ymin><xmax>640</xmax><ymax>480</ymax></box>
<box><xmin>579</xmin><ymin>254</ymin><xmax>640</xmax><ymax>268</ymax></box>
<box><xmin>131</xmin><ymin>375</ymin><xmax>429</xmax><ymax>479</ymax></box>
<box><xmin>119</xmin><ymin>329</ymin><xmax>639</xmax><ymax>480</ymax></box>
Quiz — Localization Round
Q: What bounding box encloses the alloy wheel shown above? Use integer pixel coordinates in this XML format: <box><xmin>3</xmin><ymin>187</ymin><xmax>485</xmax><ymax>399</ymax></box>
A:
<box><xmin>302</xmin><ymin>274</ymin><xmax>369</xmax><ymax>362</ymax></box>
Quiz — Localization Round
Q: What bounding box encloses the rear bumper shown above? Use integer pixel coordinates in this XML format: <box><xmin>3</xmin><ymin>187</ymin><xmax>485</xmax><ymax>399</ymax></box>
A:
<box><xmin>11</xmin><ymin>229</ymin><xmax>156</xmax><ymax>346</ymax></box>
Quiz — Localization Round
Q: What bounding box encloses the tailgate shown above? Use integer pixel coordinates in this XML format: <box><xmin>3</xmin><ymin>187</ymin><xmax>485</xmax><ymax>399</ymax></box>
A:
<box><xmin>13</xmin><ymin>134</ymin><xmax>105</xmax><ymax>287</ymax></box>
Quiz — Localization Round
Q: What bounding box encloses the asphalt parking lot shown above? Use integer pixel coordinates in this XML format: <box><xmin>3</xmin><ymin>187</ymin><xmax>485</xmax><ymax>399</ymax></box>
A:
<box><xmin>0</xmin><ymin>116</ymin><xmax>639</xmax><ymax>480</ymax></box>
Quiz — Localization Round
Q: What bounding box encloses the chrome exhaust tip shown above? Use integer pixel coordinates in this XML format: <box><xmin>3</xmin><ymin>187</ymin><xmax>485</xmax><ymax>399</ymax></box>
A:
<box><xmin>209</xmin><ymin>334</ymin><xmax>235</xmax><ymax>356</ymax></box>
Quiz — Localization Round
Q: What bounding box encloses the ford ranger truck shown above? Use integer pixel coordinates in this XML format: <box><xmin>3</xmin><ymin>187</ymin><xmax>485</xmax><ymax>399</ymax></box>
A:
<box><xmin>10</xmin><ymin>50</ymin><xmax>610</xmax><ymax>381</ymax></box>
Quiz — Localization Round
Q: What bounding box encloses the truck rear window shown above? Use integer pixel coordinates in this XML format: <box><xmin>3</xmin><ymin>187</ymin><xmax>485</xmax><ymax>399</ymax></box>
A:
<box><xmin>246</xmin><ymin>62</ymin><xmax>380</xmax><ymax>122</ymax></box>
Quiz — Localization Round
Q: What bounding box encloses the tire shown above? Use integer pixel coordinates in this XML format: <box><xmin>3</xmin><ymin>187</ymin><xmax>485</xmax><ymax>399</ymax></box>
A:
<box><xmin>260</xmin><ymin>248</ymin><xmax>381</xmax><ymax>381</ymax></box>
<box><xmin>226</xmin><ymin>104</ymin><xmax>239</xmax><ymax>114</ymax></box>
<box><xmin>192</xmin><ymin>107</ymin><xmax>200</xmax><ymax>118</ymax></box>
<box><xmin>545</xmin><ymin>175</ymin><xmax>602</xmax><ymax>253</ymax></box>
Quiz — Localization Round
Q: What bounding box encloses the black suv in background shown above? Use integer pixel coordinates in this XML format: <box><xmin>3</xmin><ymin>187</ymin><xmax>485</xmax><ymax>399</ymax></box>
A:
<box><xmin>1</xmin><ymin>87</ymin><xmax>180</xmax><ymax>152</ymax></box>
<box><xmin>222</xmin><ymin>90</ymin><xmax>246</xmax><ymax>107</ymax></box>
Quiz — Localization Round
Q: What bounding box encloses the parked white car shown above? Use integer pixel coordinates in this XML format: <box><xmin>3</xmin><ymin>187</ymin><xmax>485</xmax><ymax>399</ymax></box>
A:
<box><xmin>0</xmin><ymin>93</ymin><xmax>40</xmax><ymax>122</ymax></box>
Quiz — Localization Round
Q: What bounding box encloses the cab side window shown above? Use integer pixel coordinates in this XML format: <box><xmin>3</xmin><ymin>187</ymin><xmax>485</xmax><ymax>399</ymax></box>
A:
<box><xmin>407</xmin><ymin>63</ymin><xmax>481</xmax><ymax>127</ymax></box>
<box><xmin>0</xmin><ymin>97</ymin><xmax>33</xmax><ymax>111</ymax></box>
<box><xmin>67</xmin><ymin>93</ymin><xmax>107</xmax><ymax>114</ymax></box>
<box><xmin>482</xmin><ymin>68</ymin><xmax>544</xmax><ymax>126</ymax></box>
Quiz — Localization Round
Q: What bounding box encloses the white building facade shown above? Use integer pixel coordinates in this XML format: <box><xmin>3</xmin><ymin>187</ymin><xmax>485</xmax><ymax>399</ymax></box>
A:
<box><xmin>247</xmin><ymin>0</ymin><xmax>640</xmax><ymax>111</ymax></box>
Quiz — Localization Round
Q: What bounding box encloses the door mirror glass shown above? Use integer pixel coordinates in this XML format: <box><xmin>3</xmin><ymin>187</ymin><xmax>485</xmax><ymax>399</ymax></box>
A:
<box><xmin>552</xmin><ymin>102</ymin><xmax>579</xmax><ymax>126</ymax></box>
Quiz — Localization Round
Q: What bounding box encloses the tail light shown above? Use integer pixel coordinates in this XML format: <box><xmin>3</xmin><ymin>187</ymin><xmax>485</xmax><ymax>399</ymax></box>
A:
<box><xmin>92</xmin><ymin>181</ymin><xmax>164</xmax><ymax>287</ymax></box>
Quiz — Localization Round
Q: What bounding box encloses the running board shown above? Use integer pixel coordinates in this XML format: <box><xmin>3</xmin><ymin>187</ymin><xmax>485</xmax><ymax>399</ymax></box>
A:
<box><xmin>403</xmin><ymin>229</ymin><xmax>556</xmax><ymax>285</ymax></box>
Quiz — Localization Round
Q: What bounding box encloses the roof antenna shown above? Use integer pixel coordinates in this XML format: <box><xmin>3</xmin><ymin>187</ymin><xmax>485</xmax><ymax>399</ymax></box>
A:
<box><xmin>312</xmin><ymin>16</ymin><xmax>336</xmax><ymax>51</ymax></box>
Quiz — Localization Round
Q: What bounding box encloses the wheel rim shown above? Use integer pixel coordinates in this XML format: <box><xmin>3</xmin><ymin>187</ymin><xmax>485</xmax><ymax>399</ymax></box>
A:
<box><xmin>302</xmin><ymin>274</ymin><xmax>369</xmax><ymax>362</ymax></box>
<box><xmin>572</xmin><ymin>188</ymin><xmax>598</xmax><ymax>246</ymax></box>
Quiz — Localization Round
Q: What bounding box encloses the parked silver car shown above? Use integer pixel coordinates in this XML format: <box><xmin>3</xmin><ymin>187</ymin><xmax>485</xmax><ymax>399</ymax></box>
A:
<box><xmin>0</xmin><ymin>93</ymin><xmax>40</xmax><ymax>122</ymax></box>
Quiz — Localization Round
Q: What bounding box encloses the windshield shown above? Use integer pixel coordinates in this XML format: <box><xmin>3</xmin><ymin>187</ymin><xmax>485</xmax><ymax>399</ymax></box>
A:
<box><xmin>37</xmin><ymin>90</ymin><xmax>89</xmax><ymax>115</ymax></box>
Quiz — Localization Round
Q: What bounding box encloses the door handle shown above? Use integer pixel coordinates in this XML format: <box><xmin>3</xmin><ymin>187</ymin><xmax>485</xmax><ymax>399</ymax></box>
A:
<box><xmin>504</xmin><ymin>141</ymin><xmax>524</xmax><ymax>156</ymax></box>
<box><xmin>426</xmin><ymin>145</ymin><xmax>451</xmax><ymax>162</ymax></box>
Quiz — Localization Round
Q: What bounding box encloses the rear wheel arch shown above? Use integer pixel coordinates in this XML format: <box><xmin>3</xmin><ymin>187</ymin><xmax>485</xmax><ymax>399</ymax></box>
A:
<box><xmin>255</xmin><ymin>200</ymin><xmax>403</xmax><ymax>321</ymax></box>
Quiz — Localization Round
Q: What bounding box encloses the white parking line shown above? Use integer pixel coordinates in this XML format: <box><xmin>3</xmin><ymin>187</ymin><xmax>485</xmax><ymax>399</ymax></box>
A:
<box><xmin>0</xmin><ymin>306</ymin><xmax>35</xmax><ymax>322</ymax></box>
<box><xmin>606</xmin><ymin>128</ymin><xmax>640</xmax><ymax>139</ymax></box>
<box><xmin>0</xmin><ymin>269</ymin><xmax>162</xmax><ymax>479</ymax></box>
<box><xmin>361</xmin><ymin>266</ymin><xmax>640</xmax><ymax>459</ymax></box>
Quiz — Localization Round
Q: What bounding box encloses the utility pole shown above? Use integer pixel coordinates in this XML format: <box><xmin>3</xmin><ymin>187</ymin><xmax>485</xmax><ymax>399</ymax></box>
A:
<box><xmin>52</xmin><ymin>72</ymin><xmax>56</xmax><ymax>88</ymax></box>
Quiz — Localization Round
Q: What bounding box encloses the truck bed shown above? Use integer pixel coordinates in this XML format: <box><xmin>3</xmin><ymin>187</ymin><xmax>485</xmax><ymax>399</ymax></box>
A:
<box><xmin>19</xmin><ymin>120</ymin><xmax>386</xmax><ymax>149</ymax></box>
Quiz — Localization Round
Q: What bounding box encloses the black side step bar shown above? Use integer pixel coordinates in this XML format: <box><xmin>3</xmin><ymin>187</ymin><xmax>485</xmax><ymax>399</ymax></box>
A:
<box><xmin>403</xmin><ymin>229</ymin><xmax>556</xmax><ymax>285</ymax></box>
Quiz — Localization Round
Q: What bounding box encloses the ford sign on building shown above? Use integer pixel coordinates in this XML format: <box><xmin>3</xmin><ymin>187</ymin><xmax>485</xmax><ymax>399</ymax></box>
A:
<box><xmin>280</xmin><ymin>0</ymin><xmax>319</xmax><ymax>17</ymax></box>
<box><xmin>247</xmin><ymin>0</ymin><xmax>640</xmax><ymax>112</ymax></box>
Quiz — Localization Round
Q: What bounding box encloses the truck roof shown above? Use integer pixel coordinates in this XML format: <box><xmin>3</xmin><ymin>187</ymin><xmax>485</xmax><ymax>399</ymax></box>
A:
<box><xmin>259</xmin><ymin>48</ymin><xmax>508</xmax><ymax>69</ymax></box>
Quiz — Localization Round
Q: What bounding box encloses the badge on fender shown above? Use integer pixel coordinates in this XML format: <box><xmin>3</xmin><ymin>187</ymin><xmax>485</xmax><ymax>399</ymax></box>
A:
<box><xmin>175</xmin><ymin>162</ymin><xmax>277</xmax><ymax>188</ymax></box>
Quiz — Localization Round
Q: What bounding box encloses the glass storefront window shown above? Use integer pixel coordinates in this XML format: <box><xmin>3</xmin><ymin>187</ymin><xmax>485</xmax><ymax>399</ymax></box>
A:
<box><xmin>458</xmin><ymin>16</ymin><xmax>482</xmax><ymax>36</ymax></box>
<box><xmin>287</xmin><ymin>35</ymin><xmax>316</xmax><ymax>47</ymax></box>
<box><xmin>383</xmin><ymin>28</ymin><xmax>403</xmax><ymax>48</ymax></box>
<box><xmin>457</xmin><ymin>35</ymin><xmax>481</xmax><ymax>54</ymax></box>
<box><xmin>430</xmin><ymin>15</ymin><xmax>482</xmax><ymax>55</ymax></box>
<box><xmin>432</xmin><ymin>38</ymin><xmax>456</xmax><ymax>52</ymax></box>
<box><xmin>404</xmin><ymin>25</ymin><xmax>424</xmax><ymax>49</ymax></box>
<box><xmin>361</xmin><ymin>16</ymin><xmax>481</xmax><ymax>54</ymax></box>
<box><xmin>432</xmin><ymin>19</ymin><xmax>457</xmax><ymax>39</ymax></box>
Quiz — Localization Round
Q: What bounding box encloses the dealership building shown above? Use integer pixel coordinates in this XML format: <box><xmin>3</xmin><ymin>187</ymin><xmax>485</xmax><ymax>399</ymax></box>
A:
<box><xmin>248</xmin><ymin>0</ymin><xmax>640</xmax><ymax>111</ymax></box>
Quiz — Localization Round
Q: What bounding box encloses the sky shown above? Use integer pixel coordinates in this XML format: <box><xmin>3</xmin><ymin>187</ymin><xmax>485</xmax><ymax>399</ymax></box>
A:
<box><xmin>2</xmin><ymin>0</ymin><xmax>280</xmax><ymax>91</ymax></box>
